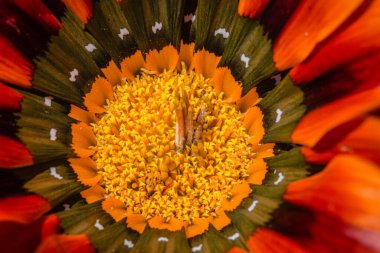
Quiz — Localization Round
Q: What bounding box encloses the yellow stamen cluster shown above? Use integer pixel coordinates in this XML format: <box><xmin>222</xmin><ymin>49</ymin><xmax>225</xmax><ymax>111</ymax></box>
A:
<box><xmin>91</xmin><ymin>67</ymin><xmax>255</xmax><ymax>222</ymax></box>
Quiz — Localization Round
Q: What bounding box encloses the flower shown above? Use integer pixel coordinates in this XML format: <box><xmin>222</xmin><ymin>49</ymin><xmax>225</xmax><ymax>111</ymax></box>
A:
<box><xmin>0</xmin><ymin>0</ymin><xmax>379</xmax><ymax>252</ymax></box>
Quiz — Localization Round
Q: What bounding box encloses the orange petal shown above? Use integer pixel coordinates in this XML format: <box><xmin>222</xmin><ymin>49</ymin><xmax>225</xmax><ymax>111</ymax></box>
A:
<box><xmin>177</xmin><ymin>42</ymin><xmax>195</xmax><ymax>70</ymax></box>
<box><xmin>61</xmin><ymin>0</ymin><xmax>93</xmax><ymax>24</ymax></box>
<box><xmin>247</xmin><ymin>159</ymin><xmax>267</xmax><ymax>185</ymax></box>
<box><xmin>69</xmin><ymin>105</ymin><xmax>96</xmax><ymax>125</ymax></box>
<box><xmin>185</xmin><ymin>217</ymin><xmax>210</xmax><ymax>238</ymax></box>
<box><xmin>285</xmin><ymin>155</ymin><xmax>380</xmax><ymax>231</ymax></box>
<box><xmin>238</xmin><ymin>0</ymin><xmax>269</xmax><ymax>18</ymax></box>
<box><xmin>84</xmin><ymin>77</ymin><xmax>113</xmax><ymax>114</ymax></box>
<box><xmin>36</xmin><ymin>234</ymin><xmax>95</xmax><ymax>253</ymax></box>
<box><xmin>273</xmin><ymin>0</ymin><xmax>364</xmax><ymax>70</ymax></box>
<box><xmin>211</xmin><ymin>208</ymin><xmax>231</xmax><ymax>230</ymax></box>
<box><xmin>71</xmin><ymin>122</ymin><xmax>96</xmax><ymax>158</ymax></box>
<box><xmin>239</xmin><ymin>228</ymin><xmax>307</xmax><ymax>253</ymax></box>
<box><xmin>101</xmin><ymin>60</ymin><xmax>122</xmax><ymax>86</ymax></box>
<box><xmin>145</xmin><ymin>45</ymin><xmax>179</xmax><ymax>73</ymax></box>
<box><xmin>80</xmin><ymin>185</ymin><xmax>106</xmax><ymax>203</ymax></box>
<box><xmin>290</xmin><ymin>0</ymin><xmax>380</xmax><ymax>84</ymax></box>
<box><xmin>221</xmin><ymin>181</ymin><xmax>250</xmax><ymax>211</ymax></box>
<box><xmin>120</xmin><ymin>51</ymin><xmax>145</xmax><ymax>80</ymax></box>
<box><xmin>102</xmin><ymin>197</ymin><xmax>126</xmax><ymax>222</ymax></box>
<box><xmin>191</xmin><ymin>49</ymin><xmax>221</xmax><ymax>79</ymax></box>
<box><xmin>212</xmin><ymin>67</ymin><xmax>242</xmax><ymax>102</ymax></box>
<box><xmin>302</xmin><ymin>116</ymin><xmax>380</xmax><ymax>164</ymax></box>
<box><xmin>236</xmin><ymin>87</ymin><xmax>260</xmax><ymax>112</ymax></box>
<box><xmin>68</xmin><ymin>158</ymin><xmax>100</xmax><ymax>186</ymax></box>
<box><xmin>148</xmin><ymin>216</ymin><xmax>186</xmax><ymax>232</ymax></box>
<box><xmin>254</xmin><ymin>143</ymin><xmax>274</xmax><ymax>159</ymax></box>
<box><xmin>243</xmin><ymin>106</ymin><xmax>264</xmax><ymax>146</ymax></box>
<box><xmin>0</xmin><ymin>135</ymin><xmax>33</xmax><ymax>169</ymax></box>
<box><xmin>126</xmin><ymin>212</ymin><xmax>147</xmax><ymax>234</ymax></box>
<box><xmin>292</xmin><ymin>87</ymin><xmax>380</xmax><ymax>147</ymax></box>
<box><xmin>0</xmin><ymin>195</ymin><xmax>50</xmax><ymax>224</ymax></box>
<box><xmin>0</xmin><ymin>36</ymin><xmax>32</xmax><ymax>88</ymax></box>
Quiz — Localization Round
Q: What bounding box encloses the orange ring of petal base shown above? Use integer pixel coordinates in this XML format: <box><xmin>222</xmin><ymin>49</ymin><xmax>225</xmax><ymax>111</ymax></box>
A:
<box><xmin>69</xmin><ymin>44</ymin><xmax>274</xmax><ymax>238</ymax></box>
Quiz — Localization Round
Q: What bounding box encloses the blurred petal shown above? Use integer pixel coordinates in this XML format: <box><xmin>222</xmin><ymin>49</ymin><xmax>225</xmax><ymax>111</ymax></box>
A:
<box><xmin>238</xmin><ymin>0</ymin><xmax>269</xmax><ymax>18</ymax></box>
<box><xmin>273</xmin><ymin>0</ymin><xmax>364</xmax><ymax>70</ymax></box>
<box><xmin>62</xmin><ymin>0</ymin><xmax>93</xmax><ymax>24</ymax></box>
<box><xmin>0</xmin><ymin>82</ymin><xmax>23</xmax><ymax>111</ymax></box>
<box><xmin>36</xmin><ymin>234</ymin><xmax>95</xmax><ymax>253</ymax></box>
<box><xmin>0</xmin><ymin>136</ymin><xmax>33</xmax><ymax>169</ymax></box>
<box><xmin>286</xmin><ymin>155</ymin><xmax>380</xmax><ymax>231</ymax></box>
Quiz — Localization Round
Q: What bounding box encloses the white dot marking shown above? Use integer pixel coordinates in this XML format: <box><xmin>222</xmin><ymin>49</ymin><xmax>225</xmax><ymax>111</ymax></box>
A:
<box><xmin>275</xmin><ymin>108</ymin><xmax>283</xmax><ymax>123</ymax></box>
<box><xmin>241</xmin><ymin>54</ymin><xmax>250</xmax><ymax>68</ymax></box>
<box><xmin>63</xmin><ymin>204</ymin><xmax>70</xmax><ymax>211</ymax></box>
<box><xmin>184</xmin><ymin>13</ymin><xmax>196</xmax><ymax>23</ymax></box>
<box><xmin>274</xmin><ymin>172</ymin><xmax>285</xmax><ymax>185</ymax></box>
<box><xmin>248</xmin><ymin>200</ymin><xmax>259</xmax><ymax>212</ymax></box>
<box><xmin>50</xmin><ymin>167</ymin><xmax>63</xmax><ymax>180</ymax></box>
<box><xmin>69</xmin><ymin>68</ymin><xmax>79</xmax><ymax>82</ymax></box>
<box><xmin>85</xmin><ymin>43</ymin><xmax>97</xmax><ymax>52</ymax></box>
<box><xmin>271</xmin><ymin>74</ymin><xmax>282</xmax><ymax>85</ymax></box>
<box><xmin>50</xmin><ymin>128</ymin><xmax>57</xmax><ymax>141</ymax></box>
<box><xmin>124</xmin><ymin>239</ymin><xmax>134</xmax><ymax>248</ymax></box>
<box><xmin>94</xmin><ymin>219</ymin><xmax>104</xmax><ymax>230</ymax></box>
<box><xmin>228</xmin><ymin>232</ymin><xmax>240</xmax><ymax>241</ymax></box>
<box><xmin>44</xmin><ymin>96</ymin><xmax>53</xmax><ymax>107</ymax></box>
<box><xmin>192</xmin><ymin>244</ymin><xmax>203</xmax><ymax>252</ymax></box>
<box><xmin>157</xmin><ymin>237</ymin><xmax>169</xmax><ymax>242</ymax></box>
<box><xmin>152</xmin><ymin>22</ymin><xmax>163</xmax><ymax>34</ymax></box>
<box><xmin>214</xmin><ymin>28</ymin><xmax>230</xmax><ymax>39</ymax></box>
<box><xmin>118</xmin><ymin>28</ymin><xmax>129</xmax><ymax>40</ymax></box>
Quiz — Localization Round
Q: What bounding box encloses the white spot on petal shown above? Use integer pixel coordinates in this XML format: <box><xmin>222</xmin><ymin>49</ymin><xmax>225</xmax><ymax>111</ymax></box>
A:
<box><xmin>50</xmin><ymin>167</ymin><xmax>63</xmax><ymax>180</ymax></box>
<box><xmin>228</xmin><ymin>232</ymin><xmax>240</xmax><ymax>241</ymax></box>
<box><xmin>241</xmin><ymin>54</ymin><xmax>250</xmax><ymax>68</ymax></box>
<box><xmin>50</xmin><ymin>128</ymin><xmax>57</xmax><ymax>141</ymax></box>
<box><xmin>214</xmin><ymin>28</ymin><xmax>229</xmax><ymax>39</ymax></box>
<box><xmin>157</xmin><ymin>237</ymin><xmax>169</xmax><ymax>242</ymax></box>
<box><xmin>69</xmin><ymin>68</ymin><xmax>79</xmax><ymax>82</ymax></box>
<box><xmin>152</xmin><ymin>22</ymin><xmax>162</xmax><ymax>34</ymax></box>
<box><xmin>275</xmin><ymin>108</ymin><xmax>283</xmax><ymax>123</ymax></box>
<box><xmin>44</xmin><ymin>96</ymin><xmax>53</xmax><ymax>107</ymax></box>
<box><xmin>63</xmin><ymin>204</ymin><xmax>70</xmax><ymax>211</ymax></box>
<box><xmin>94</xmin><ymin>219</ymin><xmax>104</xmax><ymax>230</ymax></box>
<box><xmin>85</xmin><ymin>43</ymin><xmax>97</xmax><ymax>52</ymax></box>
<box><xmin>248</xmin><ymin>200</ymin><xmax>259</xmax><ymax>212</ymax></box>
<box><xmin>184</xmin><ymin>13</ymin><xmax>196</xmax><ymax>23</ymax></box>
<box><xmin>118</xmin><ymin>28</ymin><xmax>129</xmax><ymax>40</ymax></box>
<box><xmin>192</xmin><ymin>244</ymin><xmax>203</xmax><ymax>252</ymax></box>
<box><xmin>124</xmin><ymin>239</ymin><xmax>134</xmax><ymax>248</ymax></box>
<box><xmin>271</xmin><ymin>74</ymin><xmax>282</xmax><ymax>85</ymax></box>
<box><xmin>274</xmin><ymin>172</ymin><xmax>285</xmax><ymax>185</ymax></box>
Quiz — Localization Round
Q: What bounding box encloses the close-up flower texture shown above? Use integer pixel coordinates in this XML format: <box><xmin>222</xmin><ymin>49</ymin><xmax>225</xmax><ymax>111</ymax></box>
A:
<box><xmin>0</xmin><ymin>0</ymin><xmax>380</xmax><ymax>252</ymax></box>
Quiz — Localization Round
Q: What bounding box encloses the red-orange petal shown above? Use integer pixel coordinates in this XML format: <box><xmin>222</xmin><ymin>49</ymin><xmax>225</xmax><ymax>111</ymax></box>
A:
<box><xmin>285</xmin><ymin>155</ymin><xmax>380</xmax><ymax>231</ymax></box>
<box><xmin>273</xmin><ymin>0</ymin><xmax>364</xmax><ymax>70</ymax></box>
<box><xmin>102</xmin><ymin>197</ymin><xmax>126</xmax><ymax>222</ymax></box>
<box><xmin>61</xmin><ymin>0</ymin><xmax>93</xmax><ymax>24</ymax></box>
<box><xmin>292</xmin><ymin>87</ymin><xmax>380</xmax><ymax>147</ymax></box>
<box><xmin>0</xmin><ymin>82</ymin><xmax>23</xmax><ymax>111</ymax></box>
<box><xmin>36</xmin><ymin>234</ymin><xmax>95</xmax><ymax>253</ymax></box>
<box><xmin>0</xmin><ymin>36</ymin><xmax>33</xmax><ymax>88</ymax></box>
<box><xmin>302</xmin><ymin>116</ymin><xmax>380</xmax><ymax>164</ymax></box>
<box><xmin>41</xmin><ymin>215</ymin><xmax>60</xmax><ymax>240</ymax></box>
<box><xmin>290</xmin><ymin>0</ymin><xmax>380</xmax><ymax>84</ymax></box>
<box><xmin>145</xmin><ymin>45</ymin><xmax>179</xmax><ymax>73</ymax></box>
<box><xmin>71</xmin><ymin>122</ymin><xmax>96</xmax><ymax>158</ymax></box>
<box><xmin>238</xmin><ymin>0</ymin><xmax>269</xmax><ymax>18</ymax></box>
<box><xmin>0</xmin><ymin>195</ymin><xmax>50</xmax><ymax>224</ymax></box>
<box><xmin>0</xmin><ymin>135</ymin><xmax>33</xmax><ymax>169</ymax></box>
<box><xmin>84</xmin><ymin>77</ymin><xmax>114</xmax><ymax>114</ymax></box>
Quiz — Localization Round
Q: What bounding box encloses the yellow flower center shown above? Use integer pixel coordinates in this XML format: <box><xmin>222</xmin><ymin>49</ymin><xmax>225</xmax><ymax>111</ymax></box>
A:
<box><xmin>91</xmin><ymin>66</ymin><xmax>255</xmax><ymax>223</ymax></box>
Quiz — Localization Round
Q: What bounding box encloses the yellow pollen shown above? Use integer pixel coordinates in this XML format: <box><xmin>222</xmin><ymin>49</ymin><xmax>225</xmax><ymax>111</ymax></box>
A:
<box><xmin>91</xmin><ymin>66</ymin><xmax>255</xmax><ymax>223</ymax></box>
